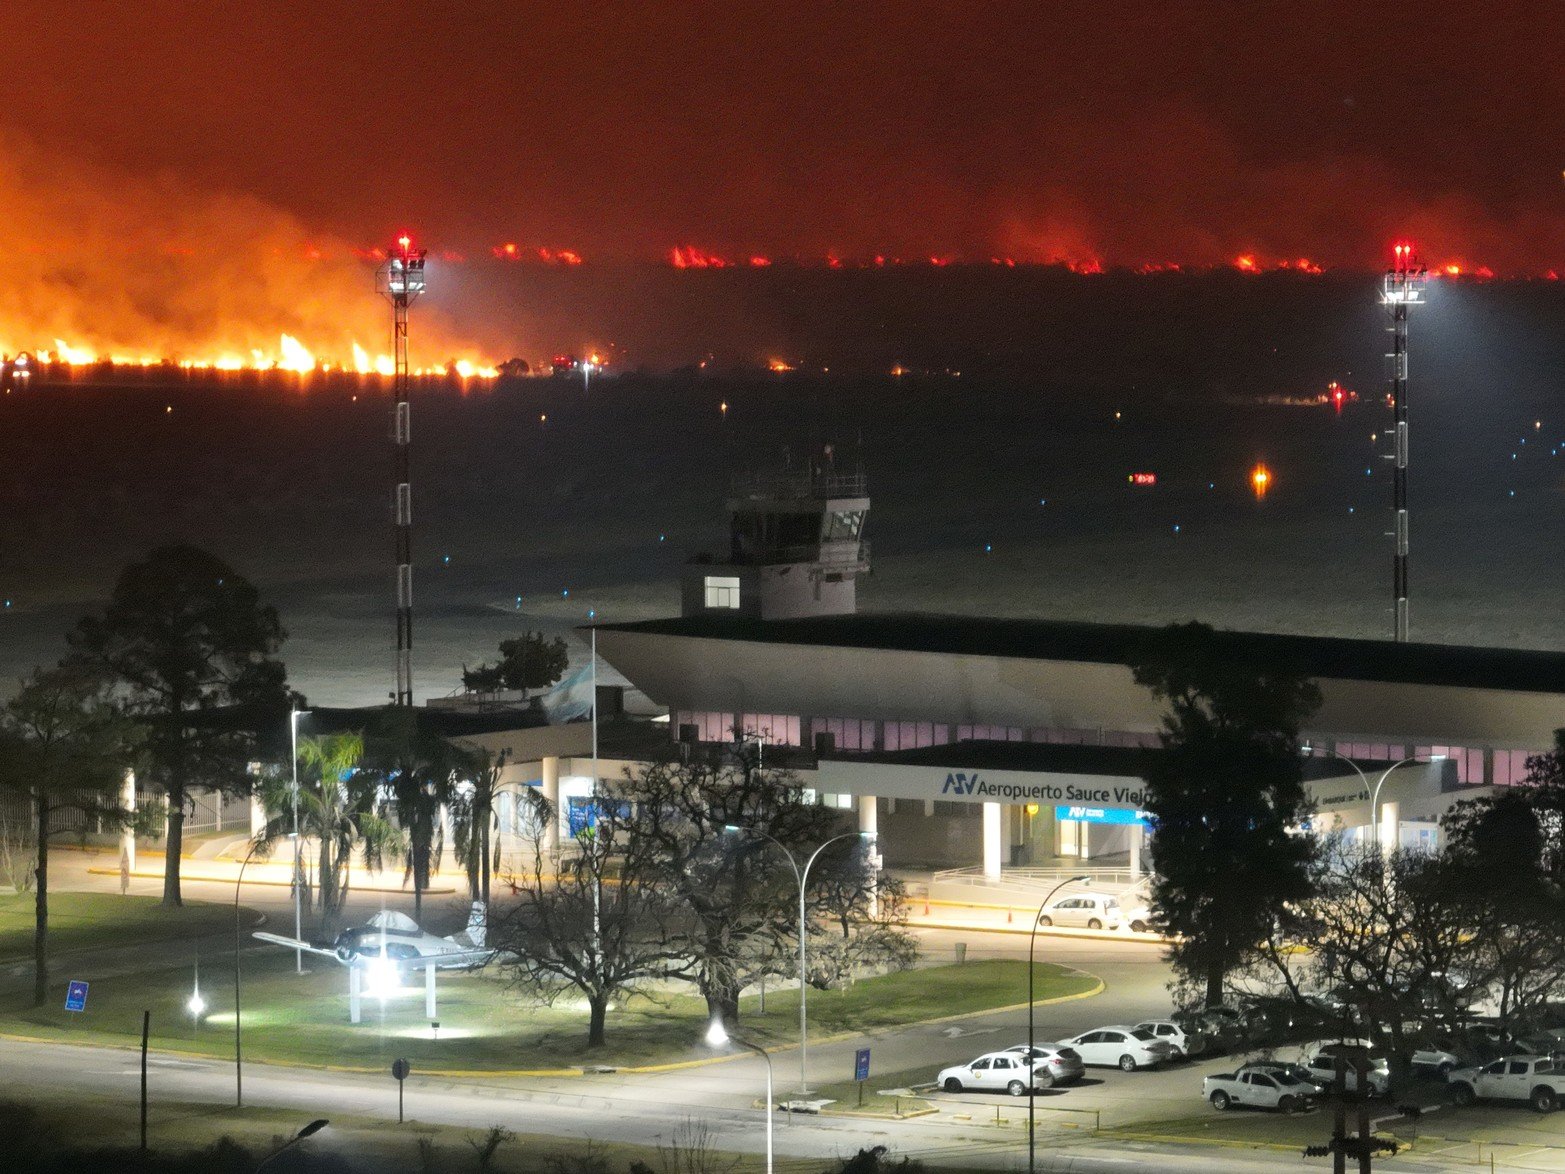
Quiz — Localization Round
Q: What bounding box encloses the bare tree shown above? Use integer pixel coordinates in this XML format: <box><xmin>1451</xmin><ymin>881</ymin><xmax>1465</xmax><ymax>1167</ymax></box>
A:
<box><xmin>495</xmin><ymin>802</ymin><xmax>682</xmax><ymax>1047</ymax></box>
<box><xmin>614</xmin><ymin>747</ymin><xmax>839</xmax><ymax>1027</ymax></box>
<box><xmin>807</xmin><ymin>840</ymin><xmax>916</xmax><ymax>988</ymax></box>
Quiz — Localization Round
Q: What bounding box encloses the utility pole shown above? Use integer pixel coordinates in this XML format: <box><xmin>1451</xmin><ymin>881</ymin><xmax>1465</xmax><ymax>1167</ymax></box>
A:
<box><xmin>380</xmin><ymin>235</ymin><xmax>427</xmax><ymax>705</ymax></box>
<box><xmin>1382</xmin><ymin>242</ymin><xmax>1426</xmax><ymax>642</ymax></box>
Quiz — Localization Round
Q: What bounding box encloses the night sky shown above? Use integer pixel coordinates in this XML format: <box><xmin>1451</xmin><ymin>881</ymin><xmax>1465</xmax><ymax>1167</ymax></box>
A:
<box><xmin>9</xmin><ymin>2</ymin><xmax>1564</xmax><ymax>270</ymax></box>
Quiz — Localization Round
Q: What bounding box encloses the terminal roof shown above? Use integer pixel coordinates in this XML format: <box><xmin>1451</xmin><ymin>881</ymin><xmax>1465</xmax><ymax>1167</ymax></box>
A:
<box><xmin>594</xmin><ymin>613</ymin><xmax>1565</xmax><ymax>695</ymax></box>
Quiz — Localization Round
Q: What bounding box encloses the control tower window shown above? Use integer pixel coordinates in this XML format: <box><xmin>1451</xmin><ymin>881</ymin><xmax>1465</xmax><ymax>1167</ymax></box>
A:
<box><xmin>704</xmin><ymin>576</ymin><xmax>741</xmax><ymax>609</ymax></box>
<box><xmin>824</xmin><ymin>510</ymin><xmax>864</xmax><ymax>541</ymax></box>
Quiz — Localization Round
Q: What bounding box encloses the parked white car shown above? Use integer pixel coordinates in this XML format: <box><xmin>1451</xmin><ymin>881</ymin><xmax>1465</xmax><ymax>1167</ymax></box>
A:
<box><xmin>1120</xmin><ymin>901</ymin><xmax>1159</xmax><ymax>934</ymax></box>
<box><xmin>937</xmin><ymin>1050</ymin><xmax>1050</xmax><ymax>1096</ymax></box>
<box><xmin>1296</xmin><ymin>1043</ymin><xmax>1390</xmax><ymax>1097</ymax></box>
<box><xmin>1204</xmin><ymin>1068</ymin><xmax>1319</xmax><ymax>1112</ymax></box>
<box><xmin>1134</xmin><ymin>1019</ymin><xmax>1206</xmax><ymax>1058</ymax></box>
<box><xmin>1037</xmin><ymin>893</ymin><xmax>1123</xmax><ymax>931</ymax></box>
<box><xmin>1059</xmin><ymin>1025</ymin><xmax>1178</xmax><ymax>1071</ymax></box>
<box><xmin>1003</xmin><ymin>1043</ymin><xmax>1086</xmax><ymax>1086</ymax></box>
<box><xmin>1449</xmin><ymin>1056</ymin><xmax>1565</xmax><ymax>1112</ymax></box>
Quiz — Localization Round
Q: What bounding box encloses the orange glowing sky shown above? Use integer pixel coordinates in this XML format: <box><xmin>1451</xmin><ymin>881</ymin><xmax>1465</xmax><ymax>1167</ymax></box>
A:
<box><xmin>5</xmin><ymin>1</ymin><xmax>1564</xmax><ymax>274</ymax></box>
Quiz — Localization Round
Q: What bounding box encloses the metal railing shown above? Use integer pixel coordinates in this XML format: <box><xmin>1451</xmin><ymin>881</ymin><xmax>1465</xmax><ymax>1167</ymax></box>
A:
<box><xmin>731</xmin><ymin>469</ymin><xmax>867</xmax><ymax>498</ymax></box>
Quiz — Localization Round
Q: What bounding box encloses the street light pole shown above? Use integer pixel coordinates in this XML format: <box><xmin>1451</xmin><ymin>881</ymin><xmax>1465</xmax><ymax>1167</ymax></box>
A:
<box><xmin>725</xmin><ymin>825</ymin><xmax>872</xmax><ymax>1094</ymax></box>
<box><xmin>290</xmin><ymin>707</ymin><xmax>310</xmax><ymax>974</ymax></box>
<box><xmin>706</xmin><ymin>1020</ymin><xmax>772</xmax><ymax>1174</ymax></box>
<box><xmin>233</xmin><ymin>838</ymin><xmax>264</xmax><ymax>1108</ymax></box>
<box><xmin>1028</xmin><ymin>874</ymin><xmax>1091</xmax><ymax>1174</ymax></box>
<box><xmin>1301</xmin><ymin>743</ymin><xmax>1442</xmax><ymax>852</ymax></box>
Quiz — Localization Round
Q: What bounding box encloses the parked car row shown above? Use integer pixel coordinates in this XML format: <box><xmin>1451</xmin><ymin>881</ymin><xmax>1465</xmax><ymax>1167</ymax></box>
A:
<box><xmin>936</xmin><ymin>1023</ymin><xmax>1189</xmax><ymax>1097</ymax></box>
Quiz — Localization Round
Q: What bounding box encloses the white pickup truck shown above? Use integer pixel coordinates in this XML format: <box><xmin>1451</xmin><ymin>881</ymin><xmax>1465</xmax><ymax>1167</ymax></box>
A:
<box><xmin>1448</xmin><ymin>1056</ymin><xmax>1565</xmax><ymax>1113</ymax></box>
<box><xmin>1203</xmin><ymin>1068</ymin><xmax>1319</xmax><ymax>1112</ymax></box>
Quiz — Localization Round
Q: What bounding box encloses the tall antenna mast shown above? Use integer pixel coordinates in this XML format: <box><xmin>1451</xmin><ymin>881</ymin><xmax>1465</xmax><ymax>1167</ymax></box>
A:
<box><xmin>1382</xmin><ymin>241</ymin><xmax>1426</xmax><ymax>643</ymax></box>
<box><xmin>379</xmin><ymin>235</ymin><xmax>427</xmax><ymax>705</ymax></box>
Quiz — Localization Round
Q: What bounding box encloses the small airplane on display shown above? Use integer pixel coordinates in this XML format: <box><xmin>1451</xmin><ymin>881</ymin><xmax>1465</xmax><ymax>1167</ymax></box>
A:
<box><xmin>255</xmin><ymin>902</ymin><xmax>501</xmax><ymax>971</ymax></box>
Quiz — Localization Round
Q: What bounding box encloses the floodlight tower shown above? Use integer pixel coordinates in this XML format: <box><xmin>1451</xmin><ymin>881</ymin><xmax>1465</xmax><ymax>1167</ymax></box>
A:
<box><xmin>379</xmin><ymin>235</ymin><xmax>427</xmax><ymax>706</ymax></box>
<box><xmin>1382</xmin><ymin>242</ymin><xmax>1427</xmax><ymax>643</ymax></box>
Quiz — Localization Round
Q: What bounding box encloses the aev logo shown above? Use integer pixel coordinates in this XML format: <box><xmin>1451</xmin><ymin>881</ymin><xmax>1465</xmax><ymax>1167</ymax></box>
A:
<box><xmin>941</xmin><ymin>772</ymin><xmax>979</xmax><ymax>795</ymax></box>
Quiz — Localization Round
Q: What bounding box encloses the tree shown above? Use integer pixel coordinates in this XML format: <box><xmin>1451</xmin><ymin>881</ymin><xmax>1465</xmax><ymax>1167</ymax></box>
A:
<box><xmin>806</xmin><ymin>841</ymin><xmax>916</xmax><ymax>989</ymax></box>
<box><xmin>449</xmin><ymin>743</ymin><xmax>551</xmax><ymax>908</ymax></box>
<box><xmin>495</xmin><ymin>803</ymin><xmax>682</xmax><ymax>1047</ymax></box>
<box><xmin>68</xmin><ymin>545</ymin><xmax>289</xmax><ymax>906</ymax></box>
<box><xmin>462</xmin><ymin>632</ymin><xmax>569</xmax><ymax>696</ymax></box>
<box><xmin>361</xmin><ymin>708</ymin><xmax>457</xmax><ymax>922</ymax></box>
<box><xmin>252</xmin><ymin>732</ymin><xmax>401</xmax><ymax>935</ymax></box>
<box><xmin>0</xmin><ymin>666</ymin><xmax>138</xmax><ymax>1003</ymax></box>
<box><xmin>1132</xmin><ymin>622</ymin><xmax>1322</xmax><ymax>1006</ymax></box>
<box><xmin>610</xmin><ymin>746</ymin><xmax>844</xmax><ymax>1027</ymax></box>
<box><xmin>1270</xmin><ymin>841</ymin><xmax>1478</xmax><ymax>1095</ymax></box>
<box><xmin>1443</xmin><ymin>784</ymin><xmax>1565</xmax><ymax>1039</ymax></box>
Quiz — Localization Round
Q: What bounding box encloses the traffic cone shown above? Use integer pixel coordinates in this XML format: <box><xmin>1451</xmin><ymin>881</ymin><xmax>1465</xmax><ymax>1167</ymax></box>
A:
<box><xmin>1006</xmin><ymin>906</ymin><xmax>1014</xmax><ymax>924</ymax></box>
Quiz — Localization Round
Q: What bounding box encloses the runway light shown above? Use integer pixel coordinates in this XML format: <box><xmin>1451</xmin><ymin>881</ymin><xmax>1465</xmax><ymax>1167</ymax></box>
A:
<box><xmin>364</xmin><ymin>957</ymin><xmax>399</xmax><ymax>1000</ymax></box>
<box><xmin>705</xmin><ymin>1017</ymin><xmax>730</xmax><ymax>1048</ymax></box>
<box><xmin>187</xmin><ymin>990</ymin><xmax>207</xmax><ymax>1018</ymax></box>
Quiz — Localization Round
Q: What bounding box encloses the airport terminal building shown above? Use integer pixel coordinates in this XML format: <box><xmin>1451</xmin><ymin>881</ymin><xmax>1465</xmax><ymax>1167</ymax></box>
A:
<box><xmin>461</xmin><ymin>470</ymin><xmax>1565</xmax><ymax>889</ymax></box>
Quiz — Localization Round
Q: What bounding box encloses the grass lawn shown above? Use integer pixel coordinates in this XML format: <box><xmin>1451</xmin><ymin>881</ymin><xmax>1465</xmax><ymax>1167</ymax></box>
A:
<box><xmin>0</xmin><ymin>953</ymin><xmax>1097</xmax><ymax>1073</ymax></box>
<box><xmin>0</xmin><ymin>893</ymin><xmax>257</xmax><ymax>963</ymax></box>
<box><xmin>0</xmin><ymin>1089</ymin><xmax>830</xmax><ymax>1174</ymax></box>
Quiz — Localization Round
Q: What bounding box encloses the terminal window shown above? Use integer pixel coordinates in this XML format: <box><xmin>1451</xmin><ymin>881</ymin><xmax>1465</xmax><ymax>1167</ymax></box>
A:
<box><xmin>704</xmin><ymin>575</ymin><xmax>741</xmax><ymax>609</ymax></box>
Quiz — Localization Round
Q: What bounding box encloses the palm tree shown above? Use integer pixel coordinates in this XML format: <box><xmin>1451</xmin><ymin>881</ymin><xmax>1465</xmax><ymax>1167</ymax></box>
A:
<box><xmin>450</xmin><ymin>744</ymin><xmax>554</xmax><ymax>907</ymax></box>
<box><xmin>254</xmin><ymin>731</ymin><xmax>401</xmax><ymax>935</ymax></box>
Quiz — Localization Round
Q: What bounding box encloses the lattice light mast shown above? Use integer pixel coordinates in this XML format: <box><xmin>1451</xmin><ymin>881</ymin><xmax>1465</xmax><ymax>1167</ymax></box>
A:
<box><xmin>379</xmin><ymin>235</ymin><xmax>427</xmax><ymax>706</ymax></box>
<box><xmin>1382</xmin><ymin>241</ymin><xmax>1427</xmax><ymax>643</ymax></box>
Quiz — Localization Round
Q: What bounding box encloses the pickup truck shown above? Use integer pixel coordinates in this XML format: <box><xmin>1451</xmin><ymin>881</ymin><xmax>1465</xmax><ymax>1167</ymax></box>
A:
<box><xmin>1204</xmin><ymin>1068</ymin><xmax>1319</xmax><ymax>1112</ymax></box>
<box><xmin>1449</xmin><ymin>1056</ymin><xmax>1565</xmax><ymax>1112</ymax></box>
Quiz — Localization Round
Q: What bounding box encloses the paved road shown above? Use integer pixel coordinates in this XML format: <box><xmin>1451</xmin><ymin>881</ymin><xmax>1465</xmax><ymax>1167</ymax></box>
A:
<box><xmin>7</xmin><ymin>852</ymin><xmax>1482</xmax><ymax>1170</ymax></box>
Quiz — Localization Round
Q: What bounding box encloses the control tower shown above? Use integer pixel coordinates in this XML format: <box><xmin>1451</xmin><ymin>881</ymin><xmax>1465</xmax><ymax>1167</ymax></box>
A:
<box><xmin>682</xmin><ymin>459</ymin><xmax>870</xmax><ymax>620</ymax></box>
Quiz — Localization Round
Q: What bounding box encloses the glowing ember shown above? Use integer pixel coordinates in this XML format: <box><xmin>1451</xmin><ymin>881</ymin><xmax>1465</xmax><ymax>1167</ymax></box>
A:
<box><xmin>1251</xmin><ymin>462</ymin><xmax>1272</xmax><ymax>499</ymax></box>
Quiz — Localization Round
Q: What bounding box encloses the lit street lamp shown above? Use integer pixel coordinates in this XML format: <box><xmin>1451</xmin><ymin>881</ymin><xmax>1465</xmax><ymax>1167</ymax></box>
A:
<box><xmin>1027</xmin><ymin>874</ymin><xmax>1090</xmax><ymax>1174</ymax></box>
<box><xmin>725</xmin><ymin>825</ymin><xmax>875</xmax><ymax>1094</ymax></box>
<box><xmin>255</xmin><ymin>1119</ymin><xmax>330</xmax><ymax>1171</ymax></box>
<box><xmin>1301</xmin><ymin>742</ymin><xmax>1444</xmax><ymax>851</ymax></box>
<box><xmin>706</xmin><ymin>1018</ymin><xmax>772</xmax><ymax>1174</ymax></box>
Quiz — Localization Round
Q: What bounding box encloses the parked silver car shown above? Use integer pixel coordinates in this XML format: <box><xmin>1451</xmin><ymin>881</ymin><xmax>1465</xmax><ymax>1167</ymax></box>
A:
<box><xmin>1003</xmin><ymin>1042</ymin><xmax>1086</xmax><ymax>1086</ymax></box>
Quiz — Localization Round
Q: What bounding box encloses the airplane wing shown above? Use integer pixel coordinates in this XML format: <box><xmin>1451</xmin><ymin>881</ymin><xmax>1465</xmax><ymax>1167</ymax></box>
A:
<box><xmin>253</xmin><ymin>931</ymin><xmax>346</xmax><ymax>962</ymax></box>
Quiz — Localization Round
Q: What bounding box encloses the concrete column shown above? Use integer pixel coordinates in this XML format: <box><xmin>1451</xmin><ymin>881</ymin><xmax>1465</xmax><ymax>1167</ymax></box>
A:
<box><xmin>425</xmin><ymin>963</ymin><xmax>437</xmax><ymax>1019</ymax></box>
<box><xmin>1379</xmin><ymin>800</ymin><xmax>1400</xmax><ymax>855</ymax></box>
<box><xmin>982</xmin><ymin>802</ymin><xmax>1003</xmax><ymax>879</ymax></box>
<box><xmin>120</xmin><ymin>771</ymin><xmax>137</xmax><ymax>875</ymax></box>
<box><xmin>857</xmin><ymin>795</ymin><xmax>880</xmax><ymax>918</ymax></box>
<box><xmin>540</xmin><ymin>757</ymin><xmax>560</xmax><ymax>852</ymax></box>
<box><xmin>249</xmin><ymin>791</ymin><xmax>266</xmax><ymax>837</ymax></box>
<box><xmin>1130</xmin><ymin>824</ymin><xmax>1143</xmax><ymax>879</ymax></box>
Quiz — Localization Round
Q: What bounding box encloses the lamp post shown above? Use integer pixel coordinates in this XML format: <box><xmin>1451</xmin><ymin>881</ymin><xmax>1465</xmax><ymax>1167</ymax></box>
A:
<box><xmin>289</xmin><ymin>707</ymin><xmax>311</xmax><ymax>974</ymax></box>
<box><xmin>1027</xmin><ymin>874</ymin><xmax>1091</xmax><ymax>1174</ymax></box>
<box><xmin>255</xmin><ymin>1119</ymin><xmax>330</xmax><ymax>1171</ymax></box>
<box><xmin>233</xmin><ymin>837</ymin><xmax>265</xmax><ymax>1108</ymax></box>
<box><xmin>725</xmin><ymin>825</ymin><xmax>873</xmax><ymax>1094</ymax></box>
<box><xmin>1301</xmin><ymin>743</ymin><xmax>1444</xmax><ymax>851</ymax></box>
<box><xmin>706</xmin><ymin>1018</ymin><xmax>772</xmax><ymax>1174</ymax></box>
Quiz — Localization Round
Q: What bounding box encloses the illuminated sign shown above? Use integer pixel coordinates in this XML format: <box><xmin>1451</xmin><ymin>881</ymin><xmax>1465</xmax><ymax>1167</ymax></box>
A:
<box><xmin>1055</xmin><ymin>804</ymin><xmax>1149</xmax><ymax>826</ymax></box>
<box><xmin>1127</xmin><ymin>473</ymin><xmax>1157</xmax><ymax>486</ymax></box>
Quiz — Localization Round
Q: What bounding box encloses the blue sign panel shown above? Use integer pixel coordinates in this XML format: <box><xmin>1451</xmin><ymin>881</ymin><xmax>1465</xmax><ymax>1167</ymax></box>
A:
<box><xmin>567</xmin><ymin>797</ymin><xmax>633</xmax><ymax>837</ymax></box>
<box><xmin>1054</xmin><ymin>804</ymin><xmax>1148</xmax><ymax>826</ymax></box>
<box><xmin>854</xmin><ymin>1047</ymin><xmax>871</xmax><ymax>1082</ymax></box>
<box><xmin>64</xmin><ymin>979</ymin><xmax>89</xmax><ymax>1012</ymax></box>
